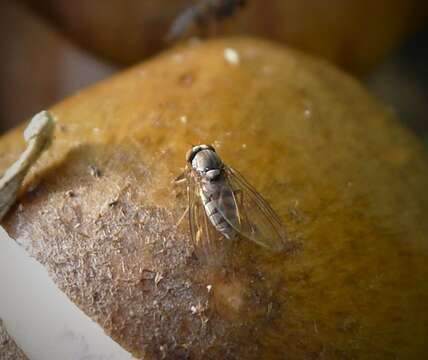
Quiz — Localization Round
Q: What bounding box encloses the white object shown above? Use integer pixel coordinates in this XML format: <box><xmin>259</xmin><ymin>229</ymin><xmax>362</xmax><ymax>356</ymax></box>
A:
<box><xmin>0</xmin><ymin>226</ymin><xmax>136</xmax><ymax>360</ymax></box>
<box><xmin>224</xmin><ymin>48</ymin><xmax>240</xmax><ymax>65</ymax></box>
<box><xmin>0</xmin><ymin>111</ymin><xmax>54</xmax><ymax>220</ymax></box>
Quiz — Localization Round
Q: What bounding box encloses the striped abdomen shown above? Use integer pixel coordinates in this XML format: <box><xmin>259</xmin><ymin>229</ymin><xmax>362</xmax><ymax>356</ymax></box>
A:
<box><xmin>200</xmin><ymin>179</ymin><xmax>237</xmax><ymax>239</ymax></box>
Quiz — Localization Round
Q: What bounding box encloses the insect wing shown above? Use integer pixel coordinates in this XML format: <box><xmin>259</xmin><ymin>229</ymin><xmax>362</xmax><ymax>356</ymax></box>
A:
<box><xmin>187</xmin><ymin>171</ymin><xmax>231</xmax><ymax>268</ymax></box>
<box><xmin>217</xmin><ymin>166</ymin><xmax>287</xmax><ymax>252</ymax></box>
<box><xmin>166</xmin><ymin>0</ymin><xmax>246</xmax><ymax>41</ymax></box>
<box><xmin>165</xmin><ymin>6</ymin><xmax>197</xmax><ymax>41</ymax></box>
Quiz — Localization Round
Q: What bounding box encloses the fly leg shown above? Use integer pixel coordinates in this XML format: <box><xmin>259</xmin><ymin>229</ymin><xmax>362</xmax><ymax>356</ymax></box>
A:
<box><xmin>176</xmin><ymin>206</ymin><xmax>189</xmax><ymax>227</ymax></box>
<box><xmin>174</xmin><ymin>171</ymin><xmax>189</xmax><ymax>226</ymax></box>
<box><xmin>173</xmin><ymin>171</ymin><xmax>187</xmax><ymax>185</ymax></box>
<box><xmin>173</xmin><ymin>171</ymin><xmax>187</xmax><ymax>199</ymax></box>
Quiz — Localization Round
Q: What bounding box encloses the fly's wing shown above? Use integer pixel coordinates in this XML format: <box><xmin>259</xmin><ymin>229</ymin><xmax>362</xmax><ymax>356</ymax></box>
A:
<box><xmin>166</xmin><ymin>1</ymin><xmax>246</xmax><ymax>41</ymax></box>
<box><xmin>187</xmin><ymin>171</ymin><xmax>231</xmax><ymax>269</ymax></box>
<box><xmin>217</xmin><ymin>166</ymin><xmax>287</xmax><ymax>252</ymax></box>
<box><xmin>165</xmin><ymin>6</ymin><xmax>199</xmax><ymax>41</ymax></box>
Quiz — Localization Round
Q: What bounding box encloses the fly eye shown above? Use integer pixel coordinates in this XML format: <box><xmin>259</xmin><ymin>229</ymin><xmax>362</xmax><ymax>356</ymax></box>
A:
<box><xmin>186</xmin><ymin>147</ymin><xmax>200</xmax><ymax>163</ymax></box>
<box><xmin>185</xmin><ymin>149</ymin><xmax>194</xmax><ymax>163</ymax></box>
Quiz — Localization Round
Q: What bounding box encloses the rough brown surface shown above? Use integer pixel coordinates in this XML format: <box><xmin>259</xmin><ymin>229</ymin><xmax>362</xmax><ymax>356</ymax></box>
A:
<box><xmin>0</xmin><ymin>319</ymin><xmax>28</xmax><ymax>360</ymax></box>
<box><xmin>24</xmin><ymin>0</ymin><xmax>428</xmax><ymax>74</ymax></box>
<box><xmin>1</xmin><ymin>38</ymin><xmax>428</xmax><ymax>359</ymax></box>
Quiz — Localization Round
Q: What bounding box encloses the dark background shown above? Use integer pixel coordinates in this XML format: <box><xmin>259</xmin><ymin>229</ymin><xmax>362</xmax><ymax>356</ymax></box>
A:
<box><xmin>1</xmin><ymin>0</ymin><xmax>427</xmax><ymax>146</ymax></box>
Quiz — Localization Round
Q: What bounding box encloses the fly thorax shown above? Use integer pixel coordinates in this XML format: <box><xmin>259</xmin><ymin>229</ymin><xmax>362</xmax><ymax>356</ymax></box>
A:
<box><xmin>191</xmin><ymin>149</ymin><xmax>223</xmax><ymax>176</ymax></box>
<box><xmin>201</xmin><ymin>178</ymin><xmax>221</xmax><ymax>197</ymax></box>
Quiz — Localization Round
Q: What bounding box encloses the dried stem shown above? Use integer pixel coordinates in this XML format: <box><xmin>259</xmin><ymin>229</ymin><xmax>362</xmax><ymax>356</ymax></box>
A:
<box><xmin>0</xmin><ymin>111</ymin><xmax>55</xmax><ymax>220</ymax></box>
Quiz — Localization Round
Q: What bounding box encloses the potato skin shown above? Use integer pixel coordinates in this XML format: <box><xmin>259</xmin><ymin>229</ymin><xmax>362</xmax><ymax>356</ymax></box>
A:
<box><xmin>24</xmin><ymin>0</ymin><xmax>428</xmax><ymax>74</ymax></box>
<box><xmin>2</xmin><ymin>37</ymin><xmax>428</xmax><ymax>359</ymax></box>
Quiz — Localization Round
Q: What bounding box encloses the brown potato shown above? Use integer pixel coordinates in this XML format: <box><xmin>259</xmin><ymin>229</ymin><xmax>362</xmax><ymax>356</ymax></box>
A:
<box><xmin>1</xmin><ymin>38</ymin><xmax>428</xmax><ymax>359</ymax></box>
<box><xmin>24</xmin><ymin>0</ymin><xmax>428</xmax><ymax>74</ymax></box>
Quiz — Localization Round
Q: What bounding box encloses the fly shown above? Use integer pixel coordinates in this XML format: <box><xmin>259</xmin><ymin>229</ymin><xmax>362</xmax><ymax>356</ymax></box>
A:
<box><xmin>165</xmin><ymin>0</ymin><xmax>247</xmax><ymax>42</ymax></box>
<box><xmin>175</xmin><ymin>144</ymin><xmax>286</xmax><ymax>266</ymax></box>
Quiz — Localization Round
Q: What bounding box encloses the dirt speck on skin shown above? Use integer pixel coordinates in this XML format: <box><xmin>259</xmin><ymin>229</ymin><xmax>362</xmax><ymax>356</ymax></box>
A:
<box><xmin>0</xmin><ymin>319</ymin><xmax>28</xmax><ymax>359</ymax></box>
<box><xmin>178</xmin><ymin>73</ymin><xmax>195</xmax><ymax>87</ymax></box>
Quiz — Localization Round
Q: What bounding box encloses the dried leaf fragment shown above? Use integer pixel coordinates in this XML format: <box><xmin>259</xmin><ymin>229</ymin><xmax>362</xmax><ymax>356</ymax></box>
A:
<box><xmin>0</xmin><ymin>110</ymin><xmax>54</xmax><ymax>220</ymax></box>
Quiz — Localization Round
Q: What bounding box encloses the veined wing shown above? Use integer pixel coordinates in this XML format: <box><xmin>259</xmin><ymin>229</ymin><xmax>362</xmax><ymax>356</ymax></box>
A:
<box><xmin>187</xmin><ymin>170</ymin><xmax>231</xmax><ymax>269</ymax></box>
<box><xmin>217</xmin><ymin>166</ymin><xmax>287</xmax><ymax>252</ymax></box>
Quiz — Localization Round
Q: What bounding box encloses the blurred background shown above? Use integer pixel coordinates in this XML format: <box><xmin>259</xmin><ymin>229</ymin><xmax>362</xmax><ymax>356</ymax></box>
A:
<box><xmin>0</xmin><ymin>0</ymin><xmax>427</xmax><ymax>144</ymax></box>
